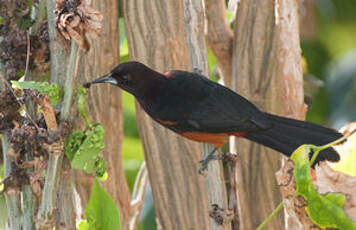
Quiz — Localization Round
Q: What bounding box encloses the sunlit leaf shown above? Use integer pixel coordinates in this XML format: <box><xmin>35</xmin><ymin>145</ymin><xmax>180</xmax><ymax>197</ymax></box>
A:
<box><xmin>291</xmin><ymin>145</ymin><xmax>356</xmax><ymax>229</ymax></box>
<box><xmin>85</xmin><ymin>179</ymin><xmax>121</xmax><ymax>230</ymax></box>
<box><xmin>11</xmin><ymin>81</ymin><xmax>62</xmax><ymax>106</ymax></box>
<box><xmin>71</xmin><ymin>124</ymin><xmax>105</xmax><ymax>174</ymax></box>
<box><xmin>77</xmin><ymin>220</ymin><xmax>89</xmax><ymax>230</ymax></box>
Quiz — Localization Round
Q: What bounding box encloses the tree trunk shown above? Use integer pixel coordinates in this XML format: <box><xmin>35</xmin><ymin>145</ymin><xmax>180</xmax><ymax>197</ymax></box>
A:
<box><xmin>205</xmin><ymin>0</ymin><xmax>234</xmax><ymax>87</ymax></box>
<box><xmin>230</xmin><ymin>0</ymin><xmax>304</xmax><ymax>229</ymax></box>
<box><xmin>123</xmin><ymin>0</ymin><xmax>211</xmax><ymax>229</ymax></box>
<box><xmin>77</xmin><ymin>0</ymin><xmax>132</xmax><ymax>229</ymax></box>
<box><xmin>183</xmin><ymin>0</ymin><xmax>231</xmax><ymax>229</ymax></box>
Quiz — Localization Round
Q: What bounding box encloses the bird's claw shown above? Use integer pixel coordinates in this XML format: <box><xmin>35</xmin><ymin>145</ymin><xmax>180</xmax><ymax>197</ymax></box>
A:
<box><xmin>193</xmin><ymin>67</ymin><xmax>203</xmax><ymax>74</ymax></box>
<box><xmin>198</xmin><ymin>154</ymin><xmax>223</xmax><ymax>175</ymax></box>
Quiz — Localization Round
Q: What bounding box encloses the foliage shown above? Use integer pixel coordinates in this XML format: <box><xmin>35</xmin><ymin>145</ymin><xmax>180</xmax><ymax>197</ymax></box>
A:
<box><xmin>66</xmin><ymin>123</ymin><xmax>106</xmax><ymax>176</ymax></box>
<box><xmin>291</xmin><ymin>144</ymin><xmax>356</xmax><ymax>229</ymax></box>
<box><xmin>78</xmin><ymin>179</ymin><xmax>121</xmax><ymax>230</ymax></box>
<box><xmin>65</xmin><ymin>86</ymin><xmax>106</xmax><ymax>177</ymax></box>
<box><xmin>11</xmin><ymin>80</ymin><xmax>62</xmax><ymax>106</ymax></box>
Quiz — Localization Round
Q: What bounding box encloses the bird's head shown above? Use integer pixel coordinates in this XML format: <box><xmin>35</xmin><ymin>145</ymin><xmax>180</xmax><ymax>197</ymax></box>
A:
<box><xmin>84</xmin><ymin>61</ymin><xmax>164</xmax><ymax>96</ymax></box>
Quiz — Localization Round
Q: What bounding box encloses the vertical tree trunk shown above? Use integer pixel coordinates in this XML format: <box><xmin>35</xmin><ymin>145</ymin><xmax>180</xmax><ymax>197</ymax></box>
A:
<box><xmin>78</xmin><ymin>0</ymin><xmax>132</xmax><ymax>228</ymax></box>
<box><xmin>123</xmin><ymin>1</ymin><xmax>211</xmax><ymax>229</ymax></box>
<box><xmin>183</xmin><ymin>0</ymin><xmax>231</xmax><ymax>229</ymax></box>
<box><xmin>205</xmin><ymin>0</ymin><xmax>234</xmax><ymax>87</ymax></box>
<box><xmin>231</xmin><ymin>0</ymin><xmax>304</xmax><ymax>229</ymax></box>
<box><xmin>46</xmin><ymin>0</ymin><xmax>75</xmax><ymax>228</ymax></box>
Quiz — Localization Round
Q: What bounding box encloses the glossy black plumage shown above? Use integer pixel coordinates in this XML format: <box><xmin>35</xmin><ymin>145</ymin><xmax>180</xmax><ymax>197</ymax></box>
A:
<box><xmin>85</xmin><ymin>61</ymin><xmax>342</xmax><ymax>165</ymax></box>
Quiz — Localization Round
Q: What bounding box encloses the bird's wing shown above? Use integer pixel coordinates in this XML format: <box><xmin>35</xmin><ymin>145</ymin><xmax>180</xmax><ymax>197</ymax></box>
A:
<box><xmin>155</xmin><ymin>71</ymin><xmax>271</xmax><ymax>133</ymax></box>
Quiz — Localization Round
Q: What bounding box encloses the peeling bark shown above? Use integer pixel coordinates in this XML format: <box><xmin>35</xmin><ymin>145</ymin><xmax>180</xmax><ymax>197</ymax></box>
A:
<box><xmin>231</xmin><ymin>0</ymin><xmax>304</xmax><ymax>229</ymax></box>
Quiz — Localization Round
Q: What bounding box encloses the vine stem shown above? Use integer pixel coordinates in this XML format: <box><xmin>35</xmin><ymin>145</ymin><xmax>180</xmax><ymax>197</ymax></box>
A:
<box><xmin>310</xmin><ymin>130</ymin><xmax>354</xmax><ymax>166</ymax></box>
<box><xmin>256</xmin><ymin>201</ymin><xmax>284</xmax><ymax>230</ymax></box>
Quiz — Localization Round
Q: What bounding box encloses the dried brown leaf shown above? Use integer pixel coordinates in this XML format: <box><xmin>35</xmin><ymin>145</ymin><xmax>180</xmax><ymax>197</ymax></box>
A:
<box><xmin>54</xmin><ymin>0</ymin><xmax>103</xmax><ymax>51</ymax></box>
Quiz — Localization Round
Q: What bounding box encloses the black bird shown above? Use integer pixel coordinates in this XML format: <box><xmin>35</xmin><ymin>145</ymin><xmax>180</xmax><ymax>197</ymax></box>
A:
<box><xmin>84</xmin><ymin>61</ymin><xmax>342</xmax><ymax>169</ymax></box>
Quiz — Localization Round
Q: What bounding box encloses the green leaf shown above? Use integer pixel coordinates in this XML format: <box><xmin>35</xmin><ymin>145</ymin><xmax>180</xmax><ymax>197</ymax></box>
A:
<box><xmin>77</xmin><ymin>220</ymin><xmax>89</xmax><ymax>230</ymax></box>
<box><xmin>291</xmin><ymin>145</ymin><xmax>356</xmax><ymax>229</ymax></box>
<box><xmin>0</xmin><ymin>16</ymin><xmax>4</xmax><ymax>25</ymax></box>
<box><xmin>85</xmin><ymin>179</ymin><xmax>121</xmax><ymax>230</ymax></box>
<box><xmin>77</xmin><ymin>85</ymin><xmax>90</xmax><ymax>126</ymax></box>
<box><xmin>94</xmin><ymin>156</ymin><xmax>107</xmax><ymax>178</ymax></box>
<box><xmin>11</xmin><ymin>81</ymin><xmax>62</xmax><ymax>106</ymax></box>
<box><xmin>71</xmin><ymin>124</ymin><xmax>105</xmax><ymax>174</ymax></box>
<box><xmin>65</xmin><ymin>130</ymin><xmax>87</xmax><ymax>160</ymax></box>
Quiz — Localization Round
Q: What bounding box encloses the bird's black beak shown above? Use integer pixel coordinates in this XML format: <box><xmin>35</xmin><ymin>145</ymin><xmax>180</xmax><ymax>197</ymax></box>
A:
<box><xmin>83</xmin><ymin>73</ymin><xmax>117</xmax><ymax>88</ymax></box>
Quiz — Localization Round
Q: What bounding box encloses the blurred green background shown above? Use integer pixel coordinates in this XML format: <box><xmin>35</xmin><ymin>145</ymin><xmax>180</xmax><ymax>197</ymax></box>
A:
<box><xmin>119</xmin><ymin>0</ymin><xmax>356</xmax><ymax>229</ymax></box>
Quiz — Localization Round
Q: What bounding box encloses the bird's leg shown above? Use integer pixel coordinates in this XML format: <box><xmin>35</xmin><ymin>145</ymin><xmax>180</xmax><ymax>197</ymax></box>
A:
<box><xmin>193</xmin><ymin>67</ymin><xmax>203</xmax><ymax>74</ymax></box>
<box><xmin>198</xmin><ymin>147</ymin><xmax>222</xmax><ymax>174</ymax></box>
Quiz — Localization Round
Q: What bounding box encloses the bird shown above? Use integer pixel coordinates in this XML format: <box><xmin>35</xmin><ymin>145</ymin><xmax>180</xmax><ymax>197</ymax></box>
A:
<box><xmin>83</xmin><ymin>61</ymin><xmax>342</xmax><ymax>171</ymax></box>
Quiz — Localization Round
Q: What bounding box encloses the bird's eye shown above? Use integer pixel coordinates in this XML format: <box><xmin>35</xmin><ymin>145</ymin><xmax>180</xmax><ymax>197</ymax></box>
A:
<box><xmin>121</xmin><ymin>75</ymin><xmax>131</xmax><ymax>84</ymax></box>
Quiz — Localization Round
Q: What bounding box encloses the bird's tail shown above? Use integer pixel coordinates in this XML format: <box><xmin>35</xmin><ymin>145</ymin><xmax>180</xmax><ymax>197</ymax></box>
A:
<box><xmin>245</xmin><ymin>113</ymin><xmax>342</xmax><ymax>165</ymax></box>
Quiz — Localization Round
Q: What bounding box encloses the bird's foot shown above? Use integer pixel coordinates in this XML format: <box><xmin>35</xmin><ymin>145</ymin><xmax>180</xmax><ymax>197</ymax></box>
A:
<box><xmin>198</xmin><ymin>153</ymin><xmax>223</xmax><ymax>175</ymax></box>
<box><xmin>193</xmin><ymin>67</ymin><xmax>203</xmax><ymax>74</ymax></box>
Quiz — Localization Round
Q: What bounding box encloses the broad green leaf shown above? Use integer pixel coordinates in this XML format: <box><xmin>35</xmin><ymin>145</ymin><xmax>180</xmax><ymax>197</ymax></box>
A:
<box><xmin>71</xmin><ymin>124</ymin><xmax>105</xmax><ymax>174</ymax></box>
<box><xmin>291</xmin><ymin>145</ymin><xmax>356</xmax><ymax>229</ymax></box>
<box><xmin>11</xmin><ymin>81</ymin><xmax>62</xmax><ymax>106</ymax></box>
<box><xmin>85</xmin><ymin>179</ymin><xmax>121</xmax><ymax>230</ymax></box>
